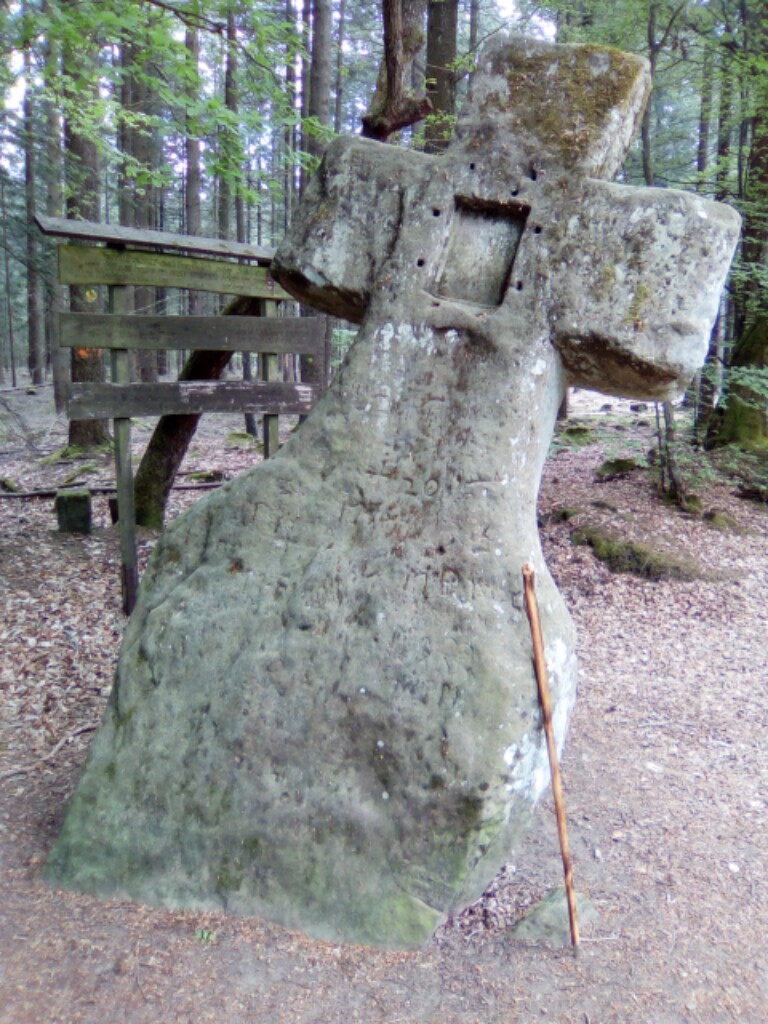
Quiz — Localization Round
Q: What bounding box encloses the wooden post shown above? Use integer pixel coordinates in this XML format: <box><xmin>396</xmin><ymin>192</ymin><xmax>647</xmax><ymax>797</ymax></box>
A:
<box><xmin>522</xmin><ymin>562</ymin><xmax>580</xmax><ymax>953</ymax></box>
<box><xmin>109</xmin><ymin>280</ymin><xmax>139</xmax><ymax>615</ymax></box>
<box><xmin>261</xmin><ymin>299</ymin><xmax>280</xmax><ymax>458</ymax></box>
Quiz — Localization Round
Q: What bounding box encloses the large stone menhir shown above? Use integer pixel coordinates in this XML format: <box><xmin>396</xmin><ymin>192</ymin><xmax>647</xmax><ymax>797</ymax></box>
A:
<box><xmin>45</xmin><ymin>36</ymin><xmax>740</xmax><ymax>949</ymax></box>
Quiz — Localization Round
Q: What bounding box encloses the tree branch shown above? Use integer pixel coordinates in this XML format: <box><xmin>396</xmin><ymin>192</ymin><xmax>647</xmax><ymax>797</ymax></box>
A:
<box><xmin>0</xmin><ymin>725</ymin><xmax>96</xmax><ymax>782</ymax></box>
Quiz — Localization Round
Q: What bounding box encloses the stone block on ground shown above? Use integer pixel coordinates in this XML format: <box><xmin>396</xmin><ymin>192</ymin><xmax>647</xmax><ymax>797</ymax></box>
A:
<box><xmin>509</xmin><ymin>887</ymin><xmax>599</xmax><ymax>948</ymax></box>
<box><xmin>54</xmin><ymin>488</ymin><xmax>92</xmax><ymax>534</ymax></box>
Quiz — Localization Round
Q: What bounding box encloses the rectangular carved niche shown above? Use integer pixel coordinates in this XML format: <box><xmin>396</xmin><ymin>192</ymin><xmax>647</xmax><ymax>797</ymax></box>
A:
<box><xmin>433</xmin><ymin>197</ymin><xmax>529</xmax><ymax>308</ymax></box>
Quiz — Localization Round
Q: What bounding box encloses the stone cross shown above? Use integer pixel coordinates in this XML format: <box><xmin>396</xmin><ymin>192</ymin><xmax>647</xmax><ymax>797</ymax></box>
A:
<box><xmin>45</xmin><ymin>37</ymin><xmax>740</xmax><ymax>952</ymax></box>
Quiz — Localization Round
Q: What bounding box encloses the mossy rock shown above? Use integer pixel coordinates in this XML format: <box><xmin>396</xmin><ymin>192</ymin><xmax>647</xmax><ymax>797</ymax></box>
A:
<box><xmin>681</xmin><ymin>492</ymin><xmax>704</xmax><ymax>515</ymax></box>
<box><xmin>595</xmin><ymin>457</ymin><xmax>638</xmax><ymax>480</ymax></box>
<box><xmin>737</xmin><ymin>481</ymin><xmax>768</xmax><ymax>503</ymax></box>
<box><xmin>541</xmin><ymin>506</ymin><xmax>580</xmax><ymax>526</ymax></box>
<box><xmin>572</xmin><ymin>525</ymin><xmax>704</xmax><ymax>580</ymax></box>
<box><xmin>508</xmin><ymin>886</ymin><xmax>599</xmax><ymax>948</ymax></box>
<box><xmin>554</xmin><ymin>506</ymin><xmax>580</xmax><ymax>522</ymax></box>
<box><xmin>703</xmin><ymin>509</ymin><xmax>745</xmax><ymax>533</ymax></box>
<box><xmin>552</xmin><ymin>422</ymin><xmax>595</xmax><ymax>452</ymax></box>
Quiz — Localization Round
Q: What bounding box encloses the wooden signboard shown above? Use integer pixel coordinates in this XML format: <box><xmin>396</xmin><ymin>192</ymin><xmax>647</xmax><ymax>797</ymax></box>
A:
<box><xmin>37</xmin><ymin>215</ymin><xmax>327</xmax><ymax>614</ymax></box>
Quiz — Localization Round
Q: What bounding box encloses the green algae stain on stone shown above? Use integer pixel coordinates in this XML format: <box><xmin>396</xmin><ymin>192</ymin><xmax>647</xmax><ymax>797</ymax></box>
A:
<box><xmin>481</xmin><ymin>44</ymin><xmax>647</xmax><ymax>168</ymax></box>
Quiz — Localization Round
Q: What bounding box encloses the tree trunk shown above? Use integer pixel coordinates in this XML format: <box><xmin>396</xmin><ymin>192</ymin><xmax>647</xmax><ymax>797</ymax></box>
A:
<box><xmin>42</xmin><ymin>0</ymin><xmax>67</xmax><ymax>412</ymax></box>
<box><xmin>23</xmin><ymin>39</ymin><xmax>45</xmax><ymax>387</ymax></box>
<box><xmin>469</xmin><ymin>0</ymin><xmax>479</xmax><ymax>63</ymax></box>
<box><xmin>661</xmin><ymin>401</ymin><xmax>688</xmax><ymax>506</ymax></box>
<box><xmin>640</xmin><ymin>4</ymin><xmax>658</xmax><ymax>187</ymax></box>
<box><xmin>696</xmin><ymin>43</ymin><xmax>714</xmax><ymax>181</ymax></box>
<box><xmin>705</xmin><ymin>321</ymin><xmax>768</xmax><ymax>450</ymax></box>
<box><xmin>361</xmin><ymin>0</ymin><xmax>429</xmax><ymax>141</ymax></box>
<box><xmin>63</xmin><ymin>20</ymin><xmax>109</xmax><ymax>447</ymax></box>
<box><xmin>307</xmin><ymin>0</ymin><xmax>333</xmax><ymax>162</ymax></box>
<box><xmin>120</xmin><ymin>25</ymin><xmax>158</xmax><ymax>384</ymax></box>
<box><xmin>707</xmin><ymin>11</ymin><xmax>768</xmax><ymax>451</ymax></box>
<box><xmin>185</xmin><ymin>28</ymin><xmax>204</xmax><ymax>319</ymax></box>
<box><xmin>334</xmin><ymin>0</ymin><xmax>346</xmax><ymax>132</ymax></box>
<box><xmin>298</xmin><ymin>0</ymin><xmax>335</xmax><ymax>393</ymax></box>
<box><xmin>283</xmin><ymin>0</ymin><xmax>298</xmax><ymax>226</ymax></box>
<box><xmin>715</xmin><ymin>51</ymin><xmax>734</xmax><ymax>203</ymax></box>
<box><xmin>694</xmin><ymin>40</ymin><xmax>720</xmax><ymax>426</ymax></box>
<box><xmin>424</xmin><ymin>0</ymin><xmax>458</xmax><ymax>153</ymax></box>
<box><xmin>0</xmin><ymin>176</ymin><xmax>18</xmax><ymax>388</ymax></box>
<box><xmin>218</xmin><ymin>10</ymin><xmax>238</xmax><ymax>242</ymax></box>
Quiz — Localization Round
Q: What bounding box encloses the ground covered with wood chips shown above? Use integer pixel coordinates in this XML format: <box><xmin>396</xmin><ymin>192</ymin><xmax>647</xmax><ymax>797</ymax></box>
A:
<box><xmin>1</xmin><ymin>386</ymin><xmax>767</xmax><ymax>1024</ymax></box>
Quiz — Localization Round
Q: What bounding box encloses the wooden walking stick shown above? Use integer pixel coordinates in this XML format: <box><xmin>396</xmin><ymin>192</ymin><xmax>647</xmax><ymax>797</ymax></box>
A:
<box><xmin>522</xmin><ymin>562</ymin><xmax>580</xmax><ymax>952</ymax></box>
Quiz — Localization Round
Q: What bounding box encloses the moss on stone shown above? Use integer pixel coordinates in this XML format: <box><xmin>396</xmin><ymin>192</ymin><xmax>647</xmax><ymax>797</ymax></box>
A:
<box><xmin>572</xmin><ymin>525</ymin><xmax>704</xmax><ymax>580</ymax></box>
<box><xmin>595</xmin><ymin>457</ymin><xmax>638</xmax><ymax>480</ymax></box>
<box><xmin>483</xmin><ymin>44</ymin><xmax>644</xmax><ymax>165</ymax></box>
<box><xmin>554</xmin><ymin>422</ymin><xmax>595</xmax><ymax>450</ymax></box>
<box><xmin>625</xmin><ymin>282</ymin><xmax>651</xmax><ymax>326</ymax></box>
<box><xmin>704</xmin><ymin>510</ymin><xmax>744</xmax><ymax>533</ymax></box>
<box><xmin>215</xmin><ymin>852</ymin><xmax>244</xmax><ymax>896</ymax></box>
<box><xmin>554</xmin><ymin>506</ymin><xmax>580</xmax><ymax>521</ymax></box>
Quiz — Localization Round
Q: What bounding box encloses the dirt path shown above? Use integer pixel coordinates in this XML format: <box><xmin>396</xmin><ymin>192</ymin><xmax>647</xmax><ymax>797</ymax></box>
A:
<box><xmin>1</xmin><ymin>388</ymin><xmax>767</xmax><ymax>1023</ymax></box>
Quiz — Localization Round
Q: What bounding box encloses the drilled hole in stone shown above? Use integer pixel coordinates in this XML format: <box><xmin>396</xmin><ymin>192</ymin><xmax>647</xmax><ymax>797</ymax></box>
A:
<box><xmin>469</xmin><ymin>162</ymin><xmax>476</xmax><ymax>170</ymax></box>
<box><xmin>432</xmin><ymin>208</ymin><xmax>441</xmax><ymax>217</ymax></box>
<box><xmin>416</xmin><ymin>258</ymin><xmax>425</xmax><ymax>267</ymax></box>
<box><xmin>533</xmin><ymin>225</ymin><xmax>542</xmax><ymax>234</ymax></box>
<box><xmin>511</xmin><ymin>189</ymin><xmax>520</xmax><ymax>197</ymax></box>
<box><xmin>515</xmin><ymin>281</ymin><xmax>524</xmax><ymax>291</ymax></box>
<box><xmin>529</xmin><ymin>168</ymin><xmax>538</xmax><ymax>181</ymax></box>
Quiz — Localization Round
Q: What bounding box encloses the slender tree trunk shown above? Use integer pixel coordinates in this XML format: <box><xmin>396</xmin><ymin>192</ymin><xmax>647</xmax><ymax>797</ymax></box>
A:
<box><xmin>361</xmin><ymin>0</ymin><xmax>429</xmax><ymax>141</ymax></box>
<box><xmin>697</xmin><ymin>43</ymin><xmax>713</xmax><ymax>181</ymax></box>
<box><xmin>469</xmin><ymin>0</ymin><xmax>480</xmax><ymax>77</ymax></box>
<box><xmin>334</xmin><ymin>0</ymin><xmax>346</xmax><ymax>132</ymax></box>
<box><xmin>123</xmin><ymin>23</ymin><xmax>159</xmax><ymax>384</ymax></box>
<box><xmin>23</xmin><ymin>42</ymin><xmax>44</xmax><ymax>386</ymax></box>
<box><xmin>695</xmin><ymin>41</ymin><xmax>720</xmax><ymax>425</ymax></box>
<box><xmin>307</xmin><ymin>0</ymin><xmax>333</xmax><ymax>161</ymax></box>
<box><xmin>42</xmin><ymin>0</ymin><xmax>67</xmax><ymax>411</ymax></box>
<box><xmin>63</xmin><ymin>12</ymin><xmax>109</xmax><ymax>447</ymax></box>
<box><xmin>424</xmin><ymin>0</ymin><xmax>458</xmax><ymax>153</ymax></box>
<box><xmin>661</xmin><ymin>400</ymin><xmax>688</xmax><ymax>505</ymax></box>
<box><xmin>640</xmin><ymin>4</ymin><xmax>658</xmax><ymax>187</ymax></box>
<box><xmin>300</xmin><ymin>0</ymin><xmax>334</xmax><ymax>391</ymax></box>
<box><xmin>185</xmin><ymin>28</ymin><xmax>204</xmax><ymax>318</ymax></box>
<box><xmin>217</xmin><ymin>11</ymin><xmax>237</xmax><ymax>242</ymax></box>
<box><xmin>221</xmin><ymin>11</ymin><xmax>258</xmax><ymax>436</ymax></box>
<box><xmin>715</xmin><ymin>52</ymin><xmax>734</xmax><ymax>203</ymax></box>
<box><xmin>284</xmin><ymin>0</ymin><xmax>297</xmax><ymax>227</ymax></box>
<box><xmin>0</xmin><ymin>176</ymin><xmax>17</xmax><ymax>388</ymax></box>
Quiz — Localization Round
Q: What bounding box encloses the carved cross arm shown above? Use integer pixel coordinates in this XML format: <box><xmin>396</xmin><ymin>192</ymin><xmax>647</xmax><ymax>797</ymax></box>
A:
<box><xmin>273</xmin><ymin>137</ymin><xmax>434</xmax><ymax>324</ymax></box>
<box><xmin>549</xmin><ymin>181</ymin><xmax>741</xmax><ymax>399</ymax></box>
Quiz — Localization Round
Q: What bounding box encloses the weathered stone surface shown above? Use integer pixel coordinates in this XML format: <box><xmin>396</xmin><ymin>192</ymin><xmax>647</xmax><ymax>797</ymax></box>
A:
<box><xmin>509</xmin><ymin>886</ymin><xmax>599</xmax><ymax>948</ymax></box>
<box><xmin>45</xmin><ymin>35</ymin><xmax>740</xmax><ymax>950</ymax></box>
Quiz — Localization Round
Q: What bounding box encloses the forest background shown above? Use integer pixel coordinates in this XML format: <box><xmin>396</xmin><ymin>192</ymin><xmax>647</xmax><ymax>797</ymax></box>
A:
<box><xmin>0</xmin><ymin>0</ymin><xmax>766</xmax><ymax>466</ymax></box>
